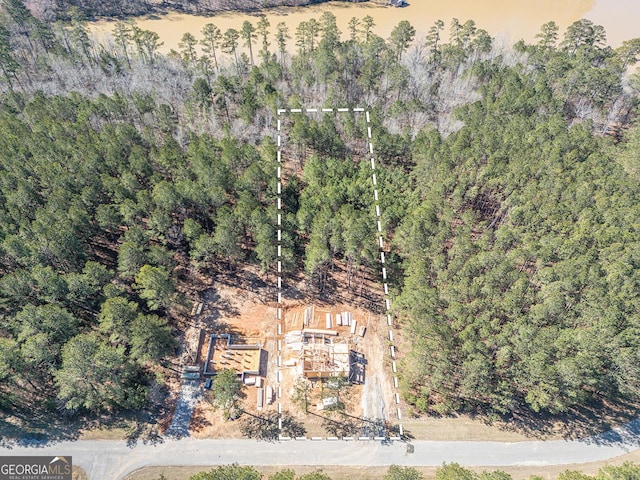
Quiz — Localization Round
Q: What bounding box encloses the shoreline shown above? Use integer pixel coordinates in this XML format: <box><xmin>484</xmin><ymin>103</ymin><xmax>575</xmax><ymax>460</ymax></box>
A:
<box><xmin>86</xmin><ymin>0</ymin><xmax>637</xmax><ymax>55</ymax></box>
<box><xmin>84</xmin><ymin>0</ymin><xmax>385</xmax><ymax>23</ymax></box>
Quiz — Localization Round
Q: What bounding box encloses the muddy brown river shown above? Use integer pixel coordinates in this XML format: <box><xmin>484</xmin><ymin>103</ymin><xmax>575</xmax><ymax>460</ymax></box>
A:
<box><xmin>90</xmin><ymin>0</ymin><xmax>638</xmax><ymax>54</ymax></box>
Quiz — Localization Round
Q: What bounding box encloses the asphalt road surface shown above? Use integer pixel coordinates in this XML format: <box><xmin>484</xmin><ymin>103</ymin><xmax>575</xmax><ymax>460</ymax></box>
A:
<box><xmin>3</xmin><ymin>418</ymin><xmax>640</xmax><ymax>480</ymax></box>
<box><xmin>0</xmin><ymin>419</ymin><xmax>640</xmax><ymax>480</ymax></box>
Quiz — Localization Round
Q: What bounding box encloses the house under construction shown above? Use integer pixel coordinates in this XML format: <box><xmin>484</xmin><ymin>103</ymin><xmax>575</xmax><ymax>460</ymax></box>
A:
<box><xmin>299</xmin><ymin>341</ymin><xmax>351</xmax><ymax>379</ymax></box>
<box><xmin>282</xmin><ymin>305</ymin><xmax>366</xmax><ymax>381</ymax></box>
<box><xmin>285</xmin><ymin>327</ymin><xmax>351</xmax><ymax>380</ymax></box>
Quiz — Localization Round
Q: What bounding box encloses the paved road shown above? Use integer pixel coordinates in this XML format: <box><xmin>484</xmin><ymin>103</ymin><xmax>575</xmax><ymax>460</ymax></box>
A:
<box><xmin>3</xmin><ymin>418</ymin><xmax>640</xmax><ymax>480</ymax></box>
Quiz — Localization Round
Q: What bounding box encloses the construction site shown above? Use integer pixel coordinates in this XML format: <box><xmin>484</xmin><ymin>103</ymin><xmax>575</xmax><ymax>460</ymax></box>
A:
<box><xmin>171</xmin><ymin>107</ymin><xmax>401</xmax><ymax>437</ymax></box>
<box><xmin>179</xmin><ymin>268</ymin><xmax>395</xmax><ymax>438</ymax></box>
<box><xmin>282</xmin><ymin>305</ymin><xmax>366</xmax><ymax>383</ymax></box>
<box><xmin>203</xmin><ymin>334</ymin><xmax>266</xmax><ymax>382</ymax></box>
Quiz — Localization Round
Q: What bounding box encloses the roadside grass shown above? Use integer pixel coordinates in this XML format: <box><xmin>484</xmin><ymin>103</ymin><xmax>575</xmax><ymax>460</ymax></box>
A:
<box><xmin>124</xmin><ymin>451</ymin><xmax>640</xmax><ymax>480</ymax></box>
<box><xmin>73</xmin><ymin>466</ymin><xmax>88</xmax><ymax>480</ymax></box>
<box><xmin>400</xmin><ymin>394</ymin><xmax>640</xmax><ymax>442</ymax></box>
<box><xmin>125</xmin><ymin>465</ymin><xmax>415</xmax><ymax>480</ymax></box>
<box><xmin>6</xmin><ymin>396</ymin><xmax>637</xmax><ymax>444</ymax></box>
<box><xmin>399</xmin><ymin>417</ymin><xmax>537</xmax><ymax>442</ymax></box>
<box><xmin>79</xmin><ymin>424</ymin><xmax>135</xmax><ymax>441</ymax></box>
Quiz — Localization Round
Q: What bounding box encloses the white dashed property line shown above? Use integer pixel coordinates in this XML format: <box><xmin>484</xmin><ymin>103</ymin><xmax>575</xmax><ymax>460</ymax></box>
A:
<box><xmin>358</xmin><ymin>109</ymin><xmax>403</xmax><ymax>430</ymax></box>
<box><xmin>278</xmin><ymin>107</ymin><xmax>374</xmax><ymax>114</ymax></box>
<box><xmin>276</xmin><ymin>107</ymin><xmax>403</xmax><ymax>435</ymax></box>
<box><xmin>276</xmin><ymin>113</ymin><xmax>283</xmax><ymax>419</ymax></box>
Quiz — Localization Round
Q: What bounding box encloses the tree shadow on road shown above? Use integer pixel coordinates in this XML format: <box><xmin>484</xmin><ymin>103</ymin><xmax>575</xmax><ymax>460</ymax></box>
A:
<box><xmin>0</xmin><ymin>408</ymin><xmax>82</xmax><ymax>448</ymax></box>
<box><xmin>496</xmin><ymin>395</ymin><xmax>640</xmax><ymax>445</ymax></box>
<box><xmin>124</xmin><ymin>422</ymin><xmax>165</xmax><ymax>448</ymax></box>
<box><xmin>239</xmin><ymin>410</ymin><xmax>306</xmax><ymax>442</ymax></box>
<box><xmin>310</xmin><ymin>410</ymin><xmax>412</xmax><ymax>440</ymax></box>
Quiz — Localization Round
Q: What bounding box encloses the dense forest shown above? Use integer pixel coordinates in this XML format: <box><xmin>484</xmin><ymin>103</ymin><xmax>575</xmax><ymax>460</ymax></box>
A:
<box><xmin>1</xmin><ymin>0</ymin><xmax>640</xmax><ymax>429</ymax></box>
<box><xmin>161</xmin><ymin>462</ymin><xmax>640</xmax><ymax>480</ymax></box>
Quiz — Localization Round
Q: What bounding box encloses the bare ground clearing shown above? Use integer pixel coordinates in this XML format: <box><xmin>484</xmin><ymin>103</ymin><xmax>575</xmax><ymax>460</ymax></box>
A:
<box><xmin>170</xmin><ymin>256</ymin><xmax>403</xmax><ymax>439</ymax></box>
<box><xmin>74</xmin><ymin>259</ymin><xmax>640</xmax><ymax>444</ymax></box>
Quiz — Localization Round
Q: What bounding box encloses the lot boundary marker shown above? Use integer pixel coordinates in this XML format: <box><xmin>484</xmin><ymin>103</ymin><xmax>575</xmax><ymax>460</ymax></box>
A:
<box><xmin>275</xmin><ymin>107</ymin><xmax>403</xmax><ymax>438</ymax></box>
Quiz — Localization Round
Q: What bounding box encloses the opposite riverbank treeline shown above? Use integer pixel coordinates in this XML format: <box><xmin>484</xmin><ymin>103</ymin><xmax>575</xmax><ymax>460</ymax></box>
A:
<box><xmin>24</xmin><ymin>0</ymin><xmax>371</xmax><ymax>21</ymax></box>
<box><xmin>2</xmin><ymin>0</ymin><xmax>640</xmax><ymax>434</ymax></box>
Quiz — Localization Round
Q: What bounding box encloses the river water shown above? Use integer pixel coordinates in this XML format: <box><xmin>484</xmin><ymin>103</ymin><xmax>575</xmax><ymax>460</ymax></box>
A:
<box><xmin>90</xmin><ymin>0</ymin><xmax>638</xmax><ymax>53</ymax></box>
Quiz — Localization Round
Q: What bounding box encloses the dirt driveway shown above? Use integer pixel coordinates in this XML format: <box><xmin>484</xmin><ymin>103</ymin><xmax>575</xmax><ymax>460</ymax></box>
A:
<box><xmin>165</xmin><ymin>380</ymin><xmax>202</xmax><ymax>438</ymax></box>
